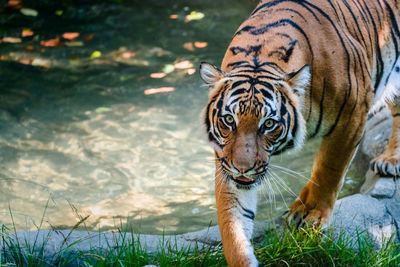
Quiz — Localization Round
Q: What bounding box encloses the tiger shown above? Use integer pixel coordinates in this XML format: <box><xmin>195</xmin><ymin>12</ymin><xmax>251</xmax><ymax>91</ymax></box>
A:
<box><xmin>199</xmin><ymin>0</ymin><xmax>400</xmax><ymax>266</ymax></box>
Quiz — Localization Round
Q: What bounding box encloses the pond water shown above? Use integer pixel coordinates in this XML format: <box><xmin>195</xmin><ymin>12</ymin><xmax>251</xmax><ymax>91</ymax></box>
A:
<box><xmin>0</xmin><ymin>0</ymin><xmax>366</xmax><ymax>234</ymax></box>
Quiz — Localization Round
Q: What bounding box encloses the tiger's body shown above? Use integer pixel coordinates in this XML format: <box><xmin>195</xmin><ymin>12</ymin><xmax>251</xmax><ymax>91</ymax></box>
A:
<box><xmin>199</xmin><ymin>0</ymin><xmax>400</xmax><ymax>266</ymax></box>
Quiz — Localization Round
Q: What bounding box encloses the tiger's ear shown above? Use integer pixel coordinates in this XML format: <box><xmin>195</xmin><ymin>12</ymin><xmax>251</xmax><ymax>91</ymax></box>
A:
<box><xmin>287</xmin><ymin>65</ymin><xmax>311</xmax><ymax>95</ymax></box>
<box><xmin>199</xmin><ymin>62</ymin><xmax>225</xmax><ymax>85</ymax></box>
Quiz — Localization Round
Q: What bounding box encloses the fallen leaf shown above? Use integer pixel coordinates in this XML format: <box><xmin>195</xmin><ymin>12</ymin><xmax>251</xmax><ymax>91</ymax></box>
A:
<box><xmin>84</xmin><ymin>34</ymin><xmax>95</xmax><ymax>41</ymax></box>
<box><xmin>19</xmin><ymin>59</ymin><xmax>31</xmax><ymax>65</ymax></box>
<box><xmin>24</xmin><ymin>45</ymin><xmax>34</xmax><ymax>51</ymax></box>
<box><xmin>194</xmin><ymin>41</ymin><xmax>208</xmax><ymax>48</ymax></box>
<box><xmin>20</xmin><ymin>8</ymin><xmax>38</xmax><ymax>17</ymax></box>
<box><xmin>187</xmin><ymin>68</ymin><xmax>196</xmax><ymax>75</ymax></box>
<box><xmin>183</xmin><ymin>42</ymin><xmax>195</xmax><ymax>51</ymax></box>
<box><xmin>22</xmin><ymin>29</ymin><xmax>34</xmax><ymax>37</ymax></box>
<box><xmin>121</xmin><ymin>51</ymin><xmax>136</xmax><ymax>58</ymax></box>
<box><xmin>174</xmin><ymin>60</ymin><xmax>193</xmax><ymax>69</ymax></box>
<box><xmin>2</xmin><ymin>37</ymin><xmax>21</xmax><ymax>43</ymax></box>
<box><xmin>7</xmin><ymin>0</ymin><xmax>21</xmax><ymax>8</ymax></box>
<box><xmin>65</xmin><ymin>41</ymin><xmax>84</xmax><ymax>47</ymax></box>
<box><xmin>162</xmin><ymin>64</ymin><xmax>175</xmax><ymax>74</ymax></box>
<box><xmin>62</xmin><ymin>32</ymin><xmax>79</xmax><ymax>40</ymax></box>
<box><xmin>40</xmin><ymin>38</ymin><xmax>62</xmax><ymax>47</ymax></box>
<box><xmin>185</xmin><ymin>11</ymin><xmax>204</xmax><ymax>22</ymax></box>
<box><xmin>169</xmin><ymin>14</ymin><xmax>179</xmax><ymax>19</ymax></box>
<box><xmin>96</xmin><ymin>107</ymin><xmax>112</xmax><ymax>113</ymax></box>
<box><xmin>144</xmin><ymin>87</ymin><xmax>175</xmax><ymax>95</ymax></box>
<box><xmin>90</xmin><ymin>51</ymin><xmax>102</xmax><ymax>59</ymax></box>
<box><xmin>128</xmin><ymin>106</ymin><xmax>135</xmax><ymax>112</ymax></box>
<box><xmin>55</xmin><ymin>10</ymin><xmax>63</xmax><ymax>16</ymax></box>
<box><xmin>150</xmin><ymin>73</ymin><xmax>167</xmax><ymax>79</ymax></box>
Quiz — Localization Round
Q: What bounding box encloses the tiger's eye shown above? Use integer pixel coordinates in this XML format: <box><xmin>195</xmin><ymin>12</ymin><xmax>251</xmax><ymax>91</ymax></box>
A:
<box><xmin>224</xmin><ymin>115</ymin><xmax>235</xmax><ymax>125</ymax></box>
<box><xmin>264</xmin><ymin>119</ymin><xmax>275</xmax><ymax>128</ymax></box>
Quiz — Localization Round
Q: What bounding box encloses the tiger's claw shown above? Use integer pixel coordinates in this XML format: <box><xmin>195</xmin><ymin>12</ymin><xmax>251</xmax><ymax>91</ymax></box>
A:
<box><xmin>286</xmin><ymin>200</ymin><xmax>331</xmax><ymax>229</ymax></box>
<box><xmin>370</xmin><ymin>154</ymin><xmax>400</xmax><ymax>177</ymax></box>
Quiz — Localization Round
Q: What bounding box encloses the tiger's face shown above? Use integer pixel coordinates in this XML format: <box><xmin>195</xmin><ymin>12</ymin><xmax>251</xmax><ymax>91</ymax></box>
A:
<box><xmin>200</xmin><ymin>62</ymin><xmax>310</xmax><ymax>189</ymax></box>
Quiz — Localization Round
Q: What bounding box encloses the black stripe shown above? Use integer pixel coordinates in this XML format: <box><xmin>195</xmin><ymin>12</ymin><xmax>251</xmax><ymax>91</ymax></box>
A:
<box><xmin>227</xmin><ymin>61</ymin><xmax>248</xmax><ymax>68</ymax></box>
<box><xmin>290</xmin><ymin>101</ymin><xmax>298</xmax><ymax>145</ymax></box>
<box><xmin>251</xmin><ymin>0</ymin><xmax>321</xmax><ymax>24</ymax></box>
<box><xmin>236</xmin><ymin>199</ymin><xmax>255</xmax><ymax>220</ymax></box>
<box><xmin>275</xmin><ymin>8</ymin><xmax>307</xmax><ymax>22</ymax></box>
<box><xmin>311</xmin><ymin>79</ymin><xmax>325</xmax><ymax>138</ymax></box>
<box><xmin>259</xmin><ymin>88</ymin><xmax>273</xmax><ymax>100</ymax></box>
<box><xmin>231</xmin><ymin>80</ymin><xmax>249</xmax><ymax>88</ymax></box>
<box><xmin>361</xmin><ymin>0</ymin><xmax>383</xmax><ymax>91</ymax></box>
<box><xmin>235</xmin><ymin>25</ymin><xmax>255</xmax><ymax>35</ymax></box>
<box><xmin>205</xmin><ymin>98</ymin><xmax>217</xmax><ymax>142</ymax></box>
<box><xmin>230</xmin><ymin>88</ymin><xmax>246</xmax><ymax>97</ymax></box>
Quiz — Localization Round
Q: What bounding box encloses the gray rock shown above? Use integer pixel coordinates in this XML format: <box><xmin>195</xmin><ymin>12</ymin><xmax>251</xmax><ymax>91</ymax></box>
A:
<box><xmin>396</xmin><ymin>179</ymin><xmax>400</xmax><ymax>199</ymax></box>
<box><xmin>331</xmin><ymin>194</ymin><xmax>396</xmax><ymax>248</ymax></box>
<box><xmin>386</xmin><ymin>201</ymin><xmax>400</xmax><ymax>241</ymax></box>
<box><xmin>370</xmin><ymin>178</ymin><xmax>396</xmax><ymax>198</ymax></box>
<box><xmin>362</xmin><ymin>106</ymin><xmax>392</xmax><ymax>159</ymax></box>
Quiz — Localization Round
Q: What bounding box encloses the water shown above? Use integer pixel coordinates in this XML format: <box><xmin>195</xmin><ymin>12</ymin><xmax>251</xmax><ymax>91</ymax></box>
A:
<box><xmin>0</xmin><ymin>0</ymin><xmax>365</xmax><ymax>234</ymax></box>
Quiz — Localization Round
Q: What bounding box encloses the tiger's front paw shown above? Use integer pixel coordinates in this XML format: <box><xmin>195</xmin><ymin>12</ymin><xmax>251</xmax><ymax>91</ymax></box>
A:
<box><xmin>370</xmin><ymin>153</ymin><xmax>400</xmax><ymax>177</ymax></box>
<box><xmin>285</xmin><ymin>199</ymin><xmax>331</xmax><ymax>229</ymax></box>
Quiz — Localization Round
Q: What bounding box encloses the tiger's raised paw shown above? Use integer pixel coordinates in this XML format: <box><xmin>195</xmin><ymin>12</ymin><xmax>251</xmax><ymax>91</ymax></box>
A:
<box><xmin>370</xmin><ymin>153</ymin><xmax>400</xmax><ymax>177</ymax></box>
<box><xmin>285</xmin><ymin>200</ymin><xmax>331</xmax><ymax>229</ymax></box>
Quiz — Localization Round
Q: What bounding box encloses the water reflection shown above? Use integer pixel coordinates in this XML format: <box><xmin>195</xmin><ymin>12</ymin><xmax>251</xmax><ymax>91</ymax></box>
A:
<box><xmin>0</xmin><ymin>0</ymin><xmax>365</xmax><ymax>234</ymax></box>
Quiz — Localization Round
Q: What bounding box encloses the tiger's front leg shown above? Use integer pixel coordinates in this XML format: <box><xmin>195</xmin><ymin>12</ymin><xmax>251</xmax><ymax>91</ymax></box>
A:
<box><xmin>288</xmin><ymin>115</ymin><xmax>367</xmax><ymax>227</ymax></box>
<box><xmin>215</xmin><ymin>166</ymin><xmax>258</xmax><ymax>267</ymax></box>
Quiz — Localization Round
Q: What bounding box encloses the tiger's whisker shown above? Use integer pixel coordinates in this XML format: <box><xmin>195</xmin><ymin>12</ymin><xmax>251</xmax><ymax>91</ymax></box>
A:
<box><xmin>270</xmin><ymin>164</ymin><xmax>308</xmax><ymax>178</ymax></box>
<box><xmin>268</xmin><ymin>170</ymin><xmax>289</xmax><ymax>210</ymax></box>
<box><xmin>269</xmin><ymin>170</ymin><xmax>299</xmax><ymax>199</ymax></box>
<box><xmin>269</xmin><ymin>170</ymin><xmax>306</xmax><ymax>209</ymax></box>
<box><xmin>270</xmin><ymin>164</ymin><xmax>319</xmax><ymax>186</ymax></box>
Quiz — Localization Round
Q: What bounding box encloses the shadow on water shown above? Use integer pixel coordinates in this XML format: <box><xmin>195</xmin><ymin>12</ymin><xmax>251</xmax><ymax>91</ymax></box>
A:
<box><xmin>0</xmin><ymin>0</ymin><xmax>365</xmax><ymax>234</ymax></box>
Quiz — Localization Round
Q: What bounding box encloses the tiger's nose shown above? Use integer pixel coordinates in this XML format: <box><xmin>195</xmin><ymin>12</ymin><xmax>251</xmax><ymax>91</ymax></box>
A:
<box><xmin>232</xmin><ymin>162</ymin><xmax>255</xmax><ymax>174</ymax></box>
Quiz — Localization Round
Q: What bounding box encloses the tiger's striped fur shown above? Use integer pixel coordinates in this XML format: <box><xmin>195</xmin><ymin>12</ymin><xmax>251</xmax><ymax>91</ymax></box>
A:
<box><xmin>200</xmin><ymin>0</ymin><xmax>400</xmax><ymax>266</ymax></box>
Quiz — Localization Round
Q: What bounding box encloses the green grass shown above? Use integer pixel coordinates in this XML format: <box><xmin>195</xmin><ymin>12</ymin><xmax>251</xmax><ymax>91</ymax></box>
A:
<box><xmin>1</xmin><ymin>224</ymin><xmax>399</xmax><ymax>266</ymax></box>
<box><xmin>256</xmin><ymin>227</ymin><xmax>400</xmax><ymax>266</ymax></box>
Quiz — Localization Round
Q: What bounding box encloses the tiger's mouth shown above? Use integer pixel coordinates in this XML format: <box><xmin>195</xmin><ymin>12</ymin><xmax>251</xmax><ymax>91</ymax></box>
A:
<box><xmin>229</xmin><ymin>173</ymin><xmax>265</xmax><ymax>187</ymax></box>
<box><xmin>233</xmin><ymin>175</ymin><xmax>257</xmax><ymax>185</ymax></box>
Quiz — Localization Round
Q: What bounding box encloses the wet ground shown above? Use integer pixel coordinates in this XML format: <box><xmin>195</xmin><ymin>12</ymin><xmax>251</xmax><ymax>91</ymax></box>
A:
<box><xmin>0</xmin><ymin>0</ymin><xmax>365</xmax><ymax>234</ymax></box>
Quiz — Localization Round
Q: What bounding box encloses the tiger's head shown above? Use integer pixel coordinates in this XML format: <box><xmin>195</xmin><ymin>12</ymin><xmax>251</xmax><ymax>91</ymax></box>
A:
<box><xmin>199</xmin><ymin>62</ymin><xmax>310</xmax><ymax>189</ymax></box>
